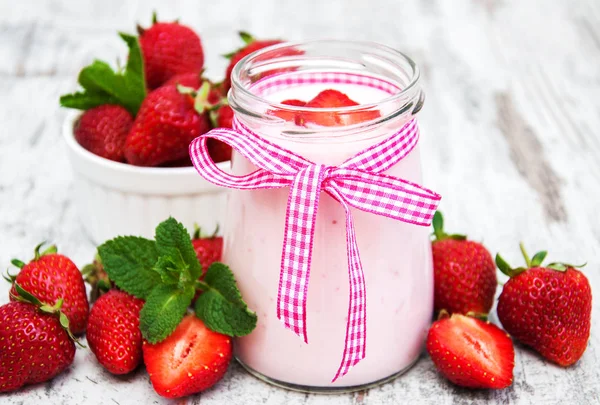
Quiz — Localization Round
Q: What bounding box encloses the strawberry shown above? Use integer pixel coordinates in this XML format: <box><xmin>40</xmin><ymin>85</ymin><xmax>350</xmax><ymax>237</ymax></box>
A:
<box><xmin>143</xmin><ymin>315</ymin><xmax>233</xmax><ymax>398</ymax></box>
<box><xmin>74</xmin><ymin>105</ymin><xmax>133</xmax><ymax>162</ymax></box>
<box><xmin>223</xmin><ymin>32</ymin><xmax>283</xmax><ymax>93</ymax></box>
<box><xmin>192</xmin><ymin>226</ymin><xmax>223</xmax><ymax>272</ymax></box>
<box><xmin>0</xmin><ymin>285</ymin><xmax>76</xmax><ymax>393</ymax></box>
<box><xmin>301</xmin><ymin>89</ymin><xmax>381</xmax><ymax>126</ymax></box>
<box><xmin>211</xmin><ymin>104</ymin><xmax>234</xmax><ymax>129</ymax></box>
<box><xmin>164</xmin><ymin>72</ymin><xmax>202</xmax><ymax>89</ymax></box>
<box><xmin>9</xmin><ymin>243</ymin><xmax>89</xmax><ymax>335</ymax></box>
<box><xmin>138</xmin><ymin>15</ymin><xmax>204</xmax><ymax>89</ymax></box>
<box><xmin>87</xmin><ymin>290</ymin><xmax>144</xmax><ymax>375</ymax></box>
<box><xmin>164</xmin><ymin>74</ymin><xmax>224</xmax><ymax>105</ymax></box>
<box><xmin>82</xmin><ymin>254</ymin><xmax>112</xmax><ymax>303</ymax></box>
<box><xmin>427</xmin><ymin>313</ymin><xmax>514</xmax><ymax>389</ymax></box>
<box><xmin>207</xmin><ymin>104</ymin><xmax>234</xmax><ymax>162</ymax></box>
<box><xmin>431</xmin><ymin>211</ymin><xmax>497</xmax><ymax>315</ymax></box>
<box><xmin>282</xmin><ymin>99</ymin><xmax>306</xmax><ymax>107</ymax></box>
<box><xmin>125</xmin><ymin>84</ymin><xmax>211</xmax><ymax>167</ymax></box>
<box><xmin>496</xmin><ymin>244</ymin><xmax>592</xmax><ymax>367</ymax></box>
<box><xmin>269</xmin><ymin>99</ymin><xmax>306</xmax><ymax>123</ymax></box>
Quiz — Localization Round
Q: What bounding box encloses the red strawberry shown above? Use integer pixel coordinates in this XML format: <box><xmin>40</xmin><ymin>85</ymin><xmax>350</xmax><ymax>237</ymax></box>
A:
<box><xmin>143</xmin><ymin>315</ymin><xmax>232</xmax><ymax>398</ymax></box>
<box><xmin>431</xmin><ymin>211</ymin><xmax>497</xmax><ymax>315</ymax></box>
<box><xmin>192</xmin><ymin>226</ymin><xmax>223</xmax><ymax>272</ymax></box>
<box><xmin>207</xmin><ymin>105</ymin><xmax>234</xmax><ymax>163</ymax></box>
<box><xmin>74</xmin><ymin>104</ymin><xmax>133</xmax><ymax>162</ymax></box>
<box><xmin>163</xmin><ymin>72</ymin><xmax>202</xmax><ymax>89</ymax></box>
<box><xmin>427</xmin><ymin>313</ymin><xmax>514</xmax><ymax>389</ymax></box>
<box><xmin>212</xmin><ymin>104</ymin><xmax>234</xmax><ymax>129</ymax></box>
<box><xmin>87</xmin><ymin>290</ymin><xmax>145</xmax><ymax>375</ymax></box>
<box><xmin>125</xmin><ymin>85</ymin><xmax>211</xmax><ymax>166</ymax></box>
<box><xmin>282</xmin><ymin>99</ymin><xmax>306</xmax><ymax>107</ymax></box>
<box><xmin>10</xmin><ymin>244</ymin><xmax>89</xmax><ymax>335</ymax></box>
<box><xmin>269</xmin><ymin>99</ymin><xmax>306</xmax><ymax>123</ymax></box>
<box><xmin>223</xmin><ymin>32</ymin><xmax>283</xmax><ymax>93</ymax></box>
<box><xmin>164</xmin><ymin>74</ymin><xmax>224</xmax><ymax>105</ymax></box>
<box><xmin>301</xmin><ymin>89</ymin><xmax>381</xmax><ymax>126</ymax></box>
<box><xmin>496</xmin><ymin>244</ymin><xmax>592</xmax><ymax>366</ymax></box>
<box><xmin>0</xmin><ymin>299</ymin><xmax>76</xmax><ymax>393</ymax></box>
<box><xmin>138</xmin><ymin>16</ymin><xmax>204</xmax><ymax>89</ymax></box>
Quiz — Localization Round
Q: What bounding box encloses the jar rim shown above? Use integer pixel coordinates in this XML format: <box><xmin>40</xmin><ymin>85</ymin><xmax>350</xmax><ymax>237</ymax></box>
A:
<box><xmin>230</xmin><ymin>39</ymin><xmax>421</xmax><ymax>114</ymax></box>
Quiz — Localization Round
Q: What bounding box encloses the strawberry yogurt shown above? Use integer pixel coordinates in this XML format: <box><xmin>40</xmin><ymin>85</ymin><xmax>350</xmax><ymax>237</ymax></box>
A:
<box><xmin>222</xmin><ymin>42</ymin><xmax>432</xmax><ymax>391</ymax></box>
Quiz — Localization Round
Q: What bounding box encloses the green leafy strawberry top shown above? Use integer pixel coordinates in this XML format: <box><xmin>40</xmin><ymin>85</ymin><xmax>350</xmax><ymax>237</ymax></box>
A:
<box><xmin>495</xmin><ymin>242</ymin><xmax>586</xmax><ymax>278</ymax></box>
<box><xmin>97</xmin><ymin>217</ymin><xmax>257</xmax><ymax>343</ymax></box>
<box><xmin>60</xmin><ymin>33</ymin><xmax>146</xmax><ymax>116</ymax></box>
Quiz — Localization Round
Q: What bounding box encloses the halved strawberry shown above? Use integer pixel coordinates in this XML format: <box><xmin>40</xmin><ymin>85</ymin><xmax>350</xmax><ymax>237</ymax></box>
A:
<box><xmin>426</xmin><ymin>313</ymin><xmax>515</xmax><ymax>389</ymax></box>
<box><xmin>269</xmin><ymin>99</ymin><xmax>307</xmax><ymax>123</ymax></box>
<box><xmin>301</xmin><ymin>89</ymin><xmax>380</xmax><ymax>126</ymax></box>
<box><xmin>143</xmin><ymin>315</ymin><xmax>232</xmax><ymax>398</ymax></box>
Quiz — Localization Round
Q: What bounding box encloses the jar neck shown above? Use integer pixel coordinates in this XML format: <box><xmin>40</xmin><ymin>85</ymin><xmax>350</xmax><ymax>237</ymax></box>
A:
<box><xmin>229</xmin><ymin>40</ymin><xmax>423</xmax><ymax>144</ymax></box>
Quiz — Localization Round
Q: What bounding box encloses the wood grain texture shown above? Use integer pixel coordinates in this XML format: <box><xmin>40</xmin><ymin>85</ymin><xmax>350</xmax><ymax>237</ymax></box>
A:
<box><xmin>0</xmin><ymin>0</ymin><xmax>599</xmax><ymax>403</ymax></box>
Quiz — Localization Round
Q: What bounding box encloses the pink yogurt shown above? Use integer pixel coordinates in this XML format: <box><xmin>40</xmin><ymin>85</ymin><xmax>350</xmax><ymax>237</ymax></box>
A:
<box><xmin>222</xmin><ymin>78</ymin><xmax>434</xmax><ymax>389</ymax></box>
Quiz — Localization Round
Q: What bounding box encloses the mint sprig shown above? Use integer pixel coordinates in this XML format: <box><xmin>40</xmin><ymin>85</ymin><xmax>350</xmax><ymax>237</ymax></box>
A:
<box><xmin>97</xmin><ymin>217</ymin><xmax>257</xmax><ymax>343</ymax></box>
<box><xmin>60</xmin><ymin>33</ymin><xmax>146</xmax><ymax>116</ymax></box>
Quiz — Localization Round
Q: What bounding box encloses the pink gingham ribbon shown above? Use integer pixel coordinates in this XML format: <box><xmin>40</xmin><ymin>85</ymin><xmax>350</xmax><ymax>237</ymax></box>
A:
<box><xmin>189</xmin><ymin>73</ymin><xmax>441</xmax><ymax>382</ymax></box>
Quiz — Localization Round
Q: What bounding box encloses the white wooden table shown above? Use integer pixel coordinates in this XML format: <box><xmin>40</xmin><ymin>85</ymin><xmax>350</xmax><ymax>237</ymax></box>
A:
<box><xmin>1</xmin><ymin>0</ymin><xmax>599</xmax><ymax>403</ymax></box>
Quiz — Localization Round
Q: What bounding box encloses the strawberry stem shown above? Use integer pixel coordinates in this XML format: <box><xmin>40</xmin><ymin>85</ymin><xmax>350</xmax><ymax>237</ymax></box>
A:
<box><xmin>519</xmin><ymin>242</ymin><xmax>531</xmax><ymax>267</ymax></box>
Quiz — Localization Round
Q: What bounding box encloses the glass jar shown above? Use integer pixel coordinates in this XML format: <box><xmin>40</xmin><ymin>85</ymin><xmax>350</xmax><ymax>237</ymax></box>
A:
<box><xmin>224</xmin><ymin>40</ymin><xmax>433</xmax><ymax>392</ymax></box>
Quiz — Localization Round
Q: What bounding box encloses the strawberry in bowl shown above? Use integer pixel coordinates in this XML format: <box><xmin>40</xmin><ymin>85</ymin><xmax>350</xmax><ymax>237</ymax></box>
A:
<box><xmin>60</xmin><ymin>19</ymin><xmax>230</xmax><ymax>243</ymax></box>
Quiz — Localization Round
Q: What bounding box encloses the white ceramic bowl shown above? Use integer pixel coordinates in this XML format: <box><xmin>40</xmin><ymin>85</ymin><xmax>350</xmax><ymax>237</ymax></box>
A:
<box><xmin>62</xmin><ymin>111</ymin><xmax>229</xmax><ymax>245</ymax></box>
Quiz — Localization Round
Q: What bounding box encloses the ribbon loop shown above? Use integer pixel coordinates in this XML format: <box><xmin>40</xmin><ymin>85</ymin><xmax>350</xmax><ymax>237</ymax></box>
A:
<box><xmin>189</xmin><ymin>117</ymin><xmax>441</xmax><ymax>382</ymax></box>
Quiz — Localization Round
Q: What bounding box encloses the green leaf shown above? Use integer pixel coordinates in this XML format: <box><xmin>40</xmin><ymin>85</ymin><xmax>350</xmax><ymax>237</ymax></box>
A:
<box><xmin>11</xmin><ymin>259</ymin><xmax>25</xmax><ymax>269</ymax></box>
<box><xmin>155</xmin><ymin>218</ymin><xmax>202</xmax><ymax>284</ymax></box>
<box><xmin>530</xmin><ymin>251</ymin><xmax>548</xmax><ymax>267</ymax></box>
<box><xmin>547</xmin><ymin>263</ymin><xmax>568</xmax><ymax>272</ymax></box>
<box><xmin>139</xmin><ymin>284</ymin><xmax>195</xmax><ymax>343</ymax></box>
<box><xmin>59</xmin><ymin>91</ymin><xmax>119</xmax><ymax>111</ymax></box>
<box><xmin>495</xmin><ymin>254</ymin><xmax>527</xmax><ymax>278</ymax></box>
<box><xmin>239</xmin><ymin>31</ymin><xmax>254</xmax><ymax>45</ymax></box>
<box><xmin>432</xmin><ymin>211</ymin><xmax>443</xmax><ymax>236</ymax></box>
<box><xmin>154</xmin><ymin>255</ymin><xmax>187</xmax><ymax>285</ymax></box>
<box><xmin>195</xmin><ymin>263</ymin><xmax>257</xmax><ymax>337</ymax></box>
<box><xmin>60</xmin><ymin>34</ymin><xmax>146</xmax><ymax>115</ymax></box>
<box><xmin>97</xmin><ymin>236</ymin><xmax>161</xmax><ymax>299</ymax></box>
<box><xmin>118</xmin><ymin>32</ymin><xmax>147</xmax><ymax>104</ymax></box>
<box><xmin>12</xmin><ymin>283</ymin><xmax>43</xmax><ymax>306</ymax></box>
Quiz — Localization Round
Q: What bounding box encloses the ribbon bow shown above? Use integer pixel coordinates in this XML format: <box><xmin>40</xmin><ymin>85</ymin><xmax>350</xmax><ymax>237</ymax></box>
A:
<box><xmin>189</xmin><ymin>118</ymin><xmax>441</xmax><ymax>382</ymax></box>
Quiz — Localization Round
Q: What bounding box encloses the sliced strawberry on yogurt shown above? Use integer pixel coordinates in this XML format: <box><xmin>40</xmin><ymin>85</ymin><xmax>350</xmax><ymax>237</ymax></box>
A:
<box><xmin>302</xmin><ymin>89</ymin><xmax>380</xmax><ymax>127</ymax></box>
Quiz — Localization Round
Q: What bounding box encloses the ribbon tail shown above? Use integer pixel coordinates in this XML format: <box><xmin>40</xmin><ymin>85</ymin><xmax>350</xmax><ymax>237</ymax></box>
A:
<box><xmin>329</xmin><ymin>188</ymin><xmax>367</xmax><ymax>382</ymax></box>
<box><xmin>276</xmin><ymin>165</ymin><xmax>326</xmax><ymax>343</ymax></box>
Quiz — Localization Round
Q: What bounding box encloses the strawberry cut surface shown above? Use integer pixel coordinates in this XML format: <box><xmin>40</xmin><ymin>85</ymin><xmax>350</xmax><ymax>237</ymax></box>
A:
<box><xmin>143</xmin><ymin>315</ymin><xmax>232</xmax><ymax>398</ymax></box>
<box><xmin>427</xmin><ymin>314</ymin><xmax>514</xmax><ymax>389</ymax></box>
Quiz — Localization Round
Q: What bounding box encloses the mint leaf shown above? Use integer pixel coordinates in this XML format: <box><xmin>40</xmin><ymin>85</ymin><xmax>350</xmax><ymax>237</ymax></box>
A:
<box><xmin>119</xmin><ymin>32</ymin><xmax>146</xmax><ymax>91</ymax></box>
<box><xmin>155</xmin><ymin>218</ymin><xmax>202</xmax><ymax>284</ymax></box>
<box><xmin>59</xmin><ymin>91</ymin><xmax>119</xmax><ymax>111</ymax></box>
<box><xmin>154</xmin><ymin>254</ymin><xmax>187</xmax><ymax>286</ymax></box>
<box><xmin>140</xmin><ymin>284</ymin><xmax>195</xmax><ymax>343</ymax></box>
<box><xmin>60</xmin><ymin>34</ymin><xmax>146</xmax><ymax>115</ymax></box>
<box><xmin>97</xmin><ymin>236</ymin><xmax>161</xmax><ymax>299</ymax></box>
<box><xmin>195</xmin><ymin>263</ymin><xmax>257</xmax><ymax>336</ymax></box>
